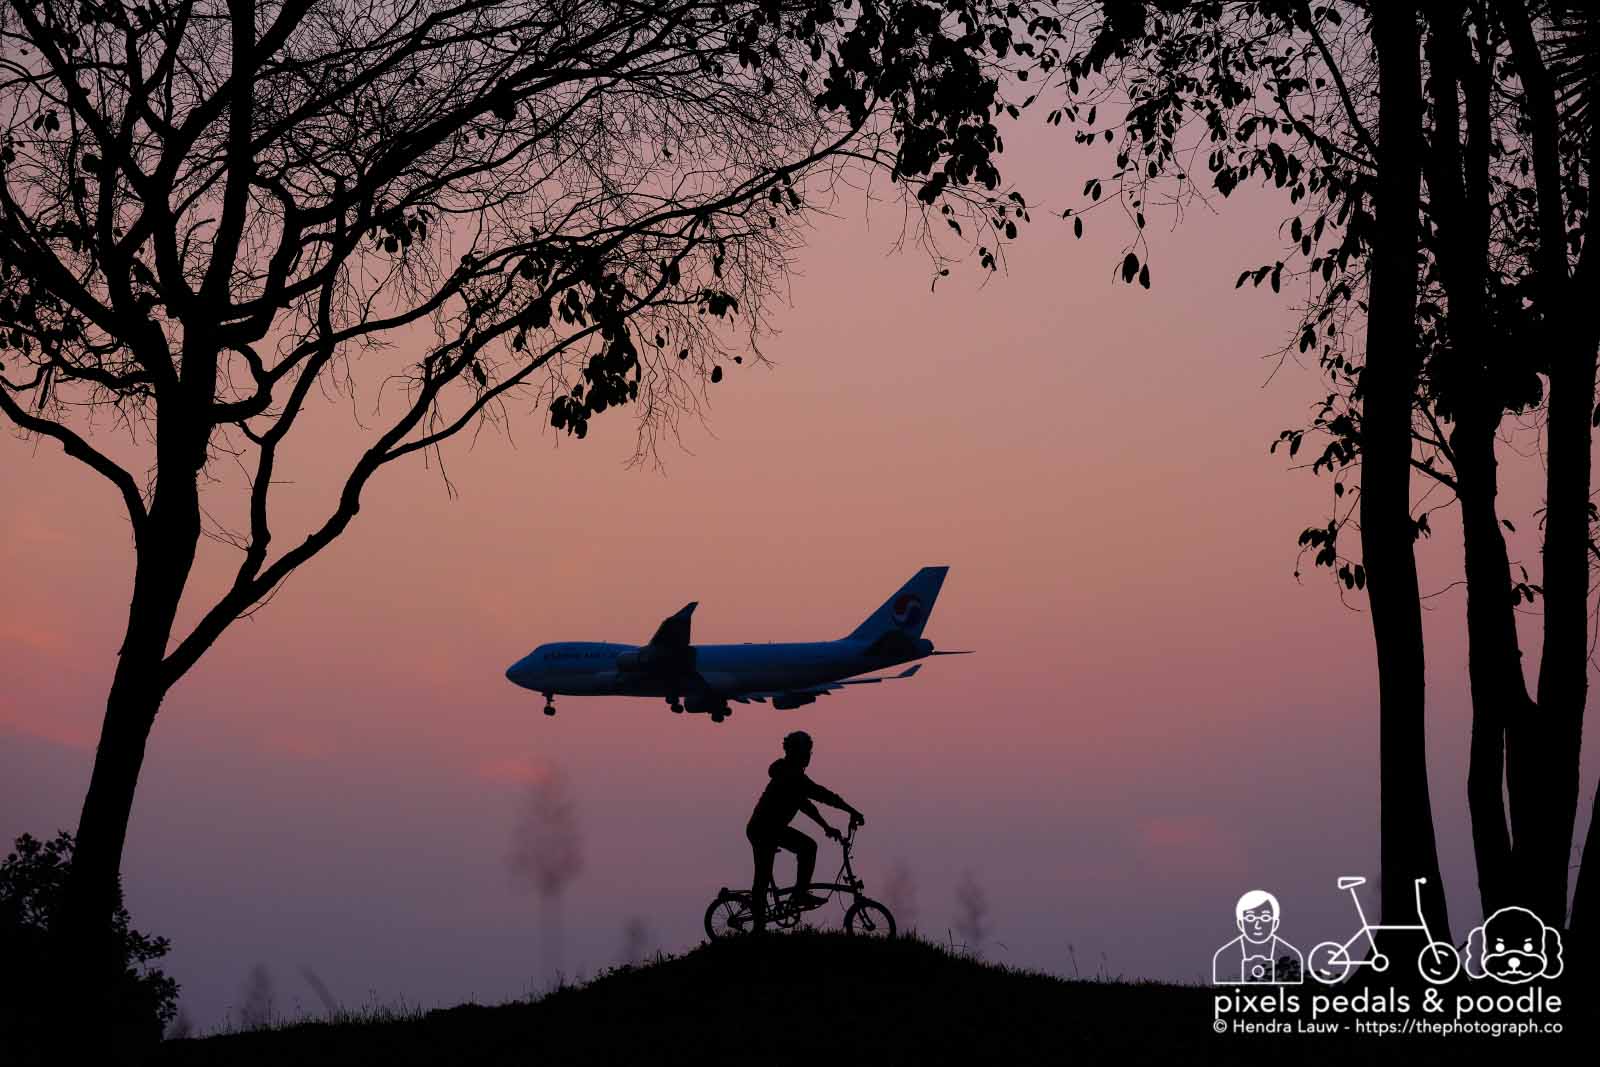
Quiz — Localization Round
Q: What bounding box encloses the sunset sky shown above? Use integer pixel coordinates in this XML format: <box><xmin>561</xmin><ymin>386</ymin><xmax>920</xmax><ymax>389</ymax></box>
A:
<box><xmin>2</xmin><ymin>130</ymin><xmax>1593</xmax><ymax>1030</ymax></box>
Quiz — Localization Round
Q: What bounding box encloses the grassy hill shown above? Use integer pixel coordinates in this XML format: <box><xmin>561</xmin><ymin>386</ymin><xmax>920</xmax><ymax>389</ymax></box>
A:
<box><xmin>156</xmin><ymin>933</ymin><xmax>1573</xmax><ymax>1066</ymax></box>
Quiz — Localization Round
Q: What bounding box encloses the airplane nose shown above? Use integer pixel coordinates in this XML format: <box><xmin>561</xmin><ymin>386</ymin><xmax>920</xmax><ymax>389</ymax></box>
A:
<box><xmin>506</xmin><ymin>655</ymin><xmax>535</xmax><ymax>690</ymax></box>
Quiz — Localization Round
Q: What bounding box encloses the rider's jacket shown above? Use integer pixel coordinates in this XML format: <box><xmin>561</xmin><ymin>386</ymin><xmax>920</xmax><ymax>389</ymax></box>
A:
<box><xmin>746</xmin><ymin>758</ymin><xmax>847</xmax><ymax>839</ymax></box>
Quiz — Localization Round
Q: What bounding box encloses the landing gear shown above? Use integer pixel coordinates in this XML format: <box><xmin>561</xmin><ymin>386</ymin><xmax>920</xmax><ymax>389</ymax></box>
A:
<box><xmin>543</xmin><ymin>693</ymin><xmax>556</xmax><ymax>717</ymax></box>
<box><xmin>674</xmin><ymin>696</ymin><xmax>730</xmax><ymax>722</ymax></box>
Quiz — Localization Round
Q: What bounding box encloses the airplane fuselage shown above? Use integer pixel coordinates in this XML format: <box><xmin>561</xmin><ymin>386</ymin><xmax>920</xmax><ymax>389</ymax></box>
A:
<box><xmin>504</xmin><ymin>566</ymin><xmax>959</xmax><ymax>719</ymax></box>
<box><xmin>506</xmin><ymin>638</ymin><xmax>931</xmax><ymax>699</ymax></box>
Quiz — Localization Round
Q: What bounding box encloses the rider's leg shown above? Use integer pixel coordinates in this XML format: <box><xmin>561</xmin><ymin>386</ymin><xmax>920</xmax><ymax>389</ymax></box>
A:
<box><xmin>778</xmin><ymin>827</ymin><xmax>819</xmax><ymax>903</ymax></box>
<box><xmin>749</xmin><ymin>835</ymin><xmax>777</xmax><ymax>932</ymax></box>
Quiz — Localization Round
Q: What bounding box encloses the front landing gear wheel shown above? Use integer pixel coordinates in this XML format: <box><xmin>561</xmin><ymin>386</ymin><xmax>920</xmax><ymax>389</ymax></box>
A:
<box><xmin>669</xmin><ymin>699</ymin><xmax>683</xmax><ymax>714</ymax></box>
<box><xmin>543</xmin><ymin>705</ymin><xmax>556</xmax><ymax>716</ymax></box>
<box><xmin>844</xmin><ymin>898</ymin><xmax>896</xmax><ymax>938</ymax></box>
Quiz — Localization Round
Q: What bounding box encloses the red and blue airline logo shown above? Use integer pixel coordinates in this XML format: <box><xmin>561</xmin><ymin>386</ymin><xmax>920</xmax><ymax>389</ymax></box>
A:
<box><xmin>891</xmin><ymin>594</ymin><xmax>923</xmax><ymax>629</ymax></box>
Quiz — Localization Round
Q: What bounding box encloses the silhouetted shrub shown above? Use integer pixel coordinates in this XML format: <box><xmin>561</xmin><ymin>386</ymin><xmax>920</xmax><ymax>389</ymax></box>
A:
<box><xmin>0</xmin><ymin>832</ymin><xmax>178</xmax><ymax>1058</ymax></box>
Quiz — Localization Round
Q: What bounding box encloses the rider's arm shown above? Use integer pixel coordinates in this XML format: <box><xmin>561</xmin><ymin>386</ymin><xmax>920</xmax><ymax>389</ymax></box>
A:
<box><xmin>798</xmin><ymin>798</ymin><xmax>835</xmax><ymax>836</ymax></box>
<box><xmin>804</xmin><ymin>776</ymin><xmax>863</xmax><ymax>823</ymax></box>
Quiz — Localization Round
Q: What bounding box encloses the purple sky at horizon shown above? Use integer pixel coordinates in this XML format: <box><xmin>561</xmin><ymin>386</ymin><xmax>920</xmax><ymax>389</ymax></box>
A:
<box><xmin>2</xmin><ymin>128</ymin><xmax>1594</xmax><ymax>1031</ymax></box>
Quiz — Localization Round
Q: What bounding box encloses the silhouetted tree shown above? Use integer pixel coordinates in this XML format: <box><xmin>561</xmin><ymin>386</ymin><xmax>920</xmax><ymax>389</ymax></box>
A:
<box><xmin>0</xmin><ymin>0</ymin><xmax>1030</xmax><ymax>968</ymax></box>
<box><xmin>1362</xmin><ymin>0</ymin><xmax>1441</xmax><ymax>944</ymax></box>
<box><xmin>1560</xmin><ymin>0</ymin><xmax>1600</xmax><ymax>943</ymax></box>
<box><xmin>1028</xmin><ymin>0</ymin><xmax>1450</xmax><ymax>940</ymax></box>
<box><xmin>1034</xmin><ymin>1</ymin><xmax>1598</xmax><ymax>933</ymax></box>
<box><xmin>1488</xmin><ymin>0</ymin><xmax>1599</xmax><ymax>934</ymax></box>
<box><xmin>164</xmin><ymin>1008</ymin><xmax>193</xmax><ymax>1041</ymax></box>
<box><xmin>507</xmin><ymin>763</ymin><xmax>583</xmax><ymax>983</ymax></box>
<box><xmin>1259</xmin><ymin>2</ymin><xmax>1599</xmax><ymax>928</ymax></box>
<box><xmin>0</xmin><ymin>831</ymin><xmax>176</xmax><ymax>1054</ymax></box>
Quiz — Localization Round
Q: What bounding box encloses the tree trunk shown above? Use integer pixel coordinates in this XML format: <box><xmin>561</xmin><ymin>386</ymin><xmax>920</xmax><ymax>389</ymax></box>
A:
<box><xmin>1424</xmin><ymin>4</ymin><xmax>1522</xmax><ymax>919</ymax></box>
<box><xmin>1365</xmin><ymin>2</ymin><xmax>1451</xmax><ymax>938</ymax></box>
<box><xmin>62</xmin><ymin>659</ymin><xmax>167</xmax><ymax>946</ymax></box>
<box><xmin>60</xmin><ymin>437</ymin><xmax>204</xmax><ymax>952</ymax></box>
<box><xmin>1531</xmin><ymin>311</ymin><xmax>1596</xmax><ymax>926</ymax></box>
<box><xmin>1453</xmin><ymin>398</ymin><xmax>1527</xmax><ymax>915</ymax></box>
<box><xmin>53</xmin><ymin>509</ymin><xmax>194</xmax><ymax>1059</ymax></box>
<box><xmin>1497</xmin><ymin>0</ymin><xmax>1595</xmax><ymax>928</ymax></box>
<box><xmin>1560</xmin><ymin>125</ymin><xmax>1600</xmax><ymax>955</ymax></box>
<box><xmin>1573</xmin><ymin>776</ymin><xmax>1600</xmax><ymax>947</ymax></box>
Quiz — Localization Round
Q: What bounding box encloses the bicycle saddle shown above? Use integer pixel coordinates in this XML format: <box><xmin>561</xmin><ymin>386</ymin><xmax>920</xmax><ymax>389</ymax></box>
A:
<box><xmin>1336</xmin><ymin>876</ymin><xmax>1366</xmax><ymax>890</ymax></box>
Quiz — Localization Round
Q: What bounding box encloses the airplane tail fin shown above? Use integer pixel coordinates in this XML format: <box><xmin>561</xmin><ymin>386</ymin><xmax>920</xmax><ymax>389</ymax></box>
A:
<box><xmin>648</xmin><ymin>602</ymin><xmax>696</xmax><ymax>648</ymax></box>
<box><xmin>845</xmin><ymin>566</ymin><xmax>948</xmax><ymax>642</ymax></box>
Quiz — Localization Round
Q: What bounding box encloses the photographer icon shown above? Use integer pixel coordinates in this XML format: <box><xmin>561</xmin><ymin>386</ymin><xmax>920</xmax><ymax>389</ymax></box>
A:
<box><xmin>1213</xmin><ymin>890</ymin><xmax>1303</xmax><ymax>985</ymax></box>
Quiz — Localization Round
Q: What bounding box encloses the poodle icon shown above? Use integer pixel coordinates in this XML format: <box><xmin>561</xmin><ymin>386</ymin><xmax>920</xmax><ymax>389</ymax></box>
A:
<box><xmin>1464</xmin><ymin>907</ymin><xmax>1564</xmax><ymax>984</ymax></box>
<box><xmin>1213</xmin><ymin>890</ymin><xmax>1303</xmax><ymax>985</ymax></box>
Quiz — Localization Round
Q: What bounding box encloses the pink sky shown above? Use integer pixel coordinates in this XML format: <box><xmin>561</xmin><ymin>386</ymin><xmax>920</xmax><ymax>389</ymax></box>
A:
<box><xmin>2</xmin><ymin>132</ymin><xmax>1593</xmax><ymax>1029</ymax></box>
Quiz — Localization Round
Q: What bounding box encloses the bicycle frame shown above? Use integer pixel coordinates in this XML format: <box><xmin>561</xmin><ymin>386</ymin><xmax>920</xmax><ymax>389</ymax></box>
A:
<box><xmin>1335</xmin><ymin>877</ymin><xmax>1433</xmax><ymax>962</ymax></box>
<box><xmin>759</xmin><ymin>823</ymin><xmax>868</xmax><ymax>922</ymax></box>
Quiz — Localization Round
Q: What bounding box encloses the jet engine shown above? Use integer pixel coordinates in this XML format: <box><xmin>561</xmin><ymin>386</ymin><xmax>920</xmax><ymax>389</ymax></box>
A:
<box><xmin>771</xmin><ymin>693</ymin><xmax>817</xmax><ymax>710</ymax></box>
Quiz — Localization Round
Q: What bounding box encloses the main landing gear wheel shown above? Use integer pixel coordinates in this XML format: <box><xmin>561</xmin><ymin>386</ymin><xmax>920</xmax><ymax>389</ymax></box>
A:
<box><xmin>710</xmin><ymin>710</ymin><xmax>728</xmax><ymax>724</ymax></box>
<box><xmin>669</xmin><ymin>698</ymin><xmax>683</xmax><ymax>714</ymax></box>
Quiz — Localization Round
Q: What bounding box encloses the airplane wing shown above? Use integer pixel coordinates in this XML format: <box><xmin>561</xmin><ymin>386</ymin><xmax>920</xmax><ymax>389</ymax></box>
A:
<box><xmin>732</xmin><ymin>664</ymin><xmax>923</xmax><ymax>705</ymax></box>
<box><xmin>647</xmin><ymin>602</ymin><xmax>696</xmax><ymax>648</ymax></box>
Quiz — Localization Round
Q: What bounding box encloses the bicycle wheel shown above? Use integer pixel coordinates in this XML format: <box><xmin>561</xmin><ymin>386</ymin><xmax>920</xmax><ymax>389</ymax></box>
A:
<box><xmin>704</xmin><ymin>893</ymin><xmax>755</xmax><ymax>940</ymax></box>
<box><xmin>1308</xmin><ymin>941</ymin><xmax>1352</xmax><ymax>984</ymax></box>
<box><xmin>844</xmin><ymin>897</ymin><xmax>896</xmax><ymax>938</ymax></box>
<box><xmin>1417</xmin><ymin>941</ymin><xmax>1460</xmax><ymax>985</ymax></box>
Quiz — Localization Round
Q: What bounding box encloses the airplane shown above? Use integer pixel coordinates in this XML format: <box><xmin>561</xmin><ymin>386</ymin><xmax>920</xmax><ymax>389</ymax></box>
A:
<box><xmin>504</xmin><ymin>566</ymin><xmax>970</xmax><ymax>722</ymax></box>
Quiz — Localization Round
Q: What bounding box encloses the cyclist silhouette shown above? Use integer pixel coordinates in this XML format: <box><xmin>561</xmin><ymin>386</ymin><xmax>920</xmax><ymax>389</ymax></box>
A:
<box><xmin>746</xmin><ymin>731</ymin><xmax>864</xmax><ymax>931</ymax></box>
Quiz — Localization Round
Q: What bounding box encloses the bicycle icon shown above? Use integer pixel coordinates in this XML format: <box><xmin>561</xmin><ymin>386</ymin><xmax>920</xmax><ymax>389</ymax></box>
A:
<box><xmin>1308</xmin><ymin>875</ymin><xmax>1460</xmax><ymax>985</ymax></box>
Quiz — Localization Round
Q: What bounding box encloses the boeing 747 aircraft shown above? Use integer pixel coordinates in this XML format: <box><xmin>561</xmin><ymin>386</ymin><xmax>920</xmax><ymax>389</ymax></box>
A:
<box><xmin>505</xmin><ymin>566</ymin><xmax>969</xmax><ymax>722</ymax></box>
